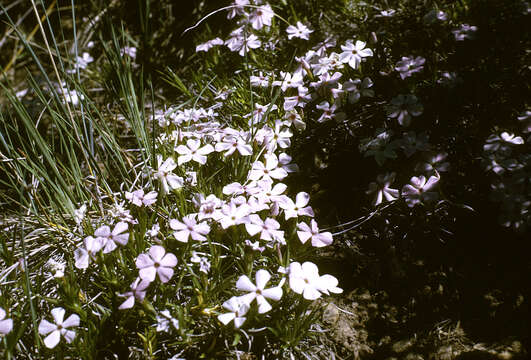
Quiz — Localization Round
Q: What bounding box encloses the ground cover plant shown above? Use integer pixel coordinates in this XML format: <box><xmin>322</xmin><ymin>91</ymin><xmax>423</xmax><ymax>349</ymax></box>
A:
<box><xmin>0</xmin><ymin>0</ymin><xmax>530</xmax><ymax>359</ymax></box>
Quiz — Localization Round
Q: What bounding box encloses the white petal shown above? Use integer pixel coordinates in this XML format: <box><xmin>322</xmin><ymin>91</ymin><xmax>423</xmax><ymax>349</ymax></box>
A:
<box><xmin>148</xmin><ymin>245</ymin><xmax>166</xmax><ymax>262</ymax></box>
<box><xmin>157</xmin><ymin>267</ymin><xmax>174</xmax><ymax>283</ymax></box>
<box><xmin>43</xmin><ymin>330</ymin><xmax>61</xmax><ymax>348</ymax></box>
<box><xmin>51</xmin><ymin>308</ymin><xmax>65</xmax><ymax>325</ymax></box>
<box><xmin>217</xmin><ymin>312</ymin><xmax>236</xmax><ymax>325</ymax></box>
<box><xmin>256</xmin><ymin>296</ymin><xmax>272</xmax><ymax>314</ymax></box>
<box><xmin>62</xmin><ymin>314</ymin><xmax>80</xmax><ymax>328</ymax></box>
<box><xmin>0</xmin><ymin>319</ymin><xmax>13</xmax><ymax>335</ymax></box>
<box><xmin>139</xmin><ymin>267</ymin><xmax>157</xmax><ymax>282</ymax></box>
<box><xmin>236</xmin><ymin>275</ymin><xmax>256</xmax><ymax>292</ymax></box>
<box><xmin>262</xmin><ymin>286</ymin><xmax>283</xmax><ymax>301</ymax></box>
<box><xmin>62</xmin><ymin>329</ymin><xmax>76</xmax><ymax>343</ymax></box>
<box><xmin>160</xmin><ymin>253</ymin><xmax>178</xmax><ymax>267</ymax></box>
<box><xmin>38</xmin><ymin>319</ymin><xmax>56</xmax><ymax>336</ymax></box>
<box><xmin>233</xmin><ymin>316</ymin><xmax>246</xmax><ymax>328</ymax></box>
<box><xmin>255</xmin><ymin>269</ymin><xmax>271</xmax><ymax>290</ymax></box>
<box><xmin>112</xmin><ymin>222</ymin><xmax>128</xmax><ymax>235</ymax></box>
<box><xmin>118</xmin><ymin>296</ymin><xmax>135</xmax><ymax>310</ymax></box>
<box><xmin>135</xmin><ymin>254</ymin><xmax>154</xmax><ymax>269</ymax></box>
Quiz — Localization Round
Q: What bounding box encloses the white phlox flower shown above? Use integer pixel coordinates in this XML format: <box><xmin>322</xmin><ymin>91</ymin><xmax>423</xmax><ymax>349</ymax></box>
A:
<box><xmin>125</xmin><ymin>189</ymin><xmax>157</xmax><ymax>207</ymax></box>
<box><xmin>236</xmin><ymin>269</ymin><xmax>283</xmax><ymax>314</ymax></box>
<box><xmin>170</xmin><ymin>214</ymin><xmax>210</xmax><ymax>243</ymax></box>
<box><xmin>215</xmin><ymin>135</ymin><xmax>253</xmax><ymax>156</ymax></box>
<box><xmin>279</xmin><ymin>192</ymin><xmax>314</xmax><ymax>220</ymax></box>
<box><xmin>0</xmin><ymin>307</ymin><xmax>13</xmax><ymax>335</ymax></box>
<box><xmin>272</xmin><ymin>71</ymin><xmax>304</xmax><ymax>92</ymax></box>
<box><xmin>283</xmin><ymin>86</ymin><xmax>311</xmax><ymax>111</ymax></box>
<box><xmin>401</xmin><ymin>174</ymin><xmax>440</xmax><ymax>207</ymax></box>
<box><xmin>74</xmin><ymin>236</ymin><xmax>104</xmax><ymax>269</ymax></box>
<box><xmin>136</xmin><ymin>245</ymin><xmax>178</xmax><ymax>283</ymax></box>
<box><xmin>38</xmin><ymin>308</ymin><xmax>80</xmax><ymax>349</ymax></box>
<box><xmin>249</xmin><ymin>154</ymin><xmax>288</xmax><ymax>181</ymax></box>
<box><xmin>217</xmin><ymin>200</ymin><xmax>251</xmax><ymax>229</ymax></box>
<box><xmin>153</xmin><ymin>155</ymin><xmax>184</xmax><ymax>194</ymax></box>
<box><xmin>217</xmin><ymin>296</ymin><xmax>250</xmax><ymax>328</ymax></box>
<box><xmin>245</xmin><ymin>214</ymin><xmax>285</xmax><ymax>243</ymax></box>
<box><xmin>249</xmin><ymin>4</ymin><xmax>274</xmax><ymax>30</ymax></box>
<box><xmin>196</xmin><ymin>37</ymin><xmax>224</xmax><ymax>52</ymax></box>
<box><xmin>288</xmin><ymin>262</ymin><xmax>342</xmax><ymax>300</ymax></box>
<box><xmin>339</xmin><ymin>40</ymin><xmax>373</xmax><ymax>69</ymax></box>
<box><xmin>156</xmin><ymin>310</ymin><xmax>179</xmax><ymax>332</ymax></box>
<box><xmin>387</xmin><ymin>94</ymin><xmax>423</xmax><ymax>126</ymax></box>
<box><xmin>297</xmin><ymin>219</ymin><xmax>333</xmax><ymax>247</ymax></box>
<box><xmin>286</xmin><ymin>21</ymin><xmax>313</xmax><ymax>40</ymax></box>
<box><xmin>176</xmin><ymin>139</ymin><xmax>214</xmax><ymax>165</ymax></box>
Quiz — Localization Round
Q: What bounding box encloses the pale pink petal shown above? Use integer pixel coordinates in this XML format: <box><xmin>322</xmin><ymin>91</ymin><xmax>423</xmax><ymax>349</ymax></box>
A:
<box><xmin>135</xmin><ymin>254</ymin><xmax>154</xmax><ymax>269</ymax></box>
<box><xmin>112</xmin><ymin>222</ymin><xmax>128</xmax><ymax>235</ymax></box>
<box><xmin>255</xmin><ymin>269</ymin><xmax>271</xmax><ymax>289</ymax></box>
<box><xmin>51</xmin><ymin>308</ymin><xmax>65</xmax><ymax>325</ymax></box>
<box><xmin>0</xmin><ymin>319</ymin><xmax>13</xmax><ymax>335</ymax></box>
<box><xmin>94</xmin><ymin>225</ymin><xmax>110</xmax><ymax>238</ymax></box>
<box><xmin>139</xmin><ymin>267</ymin><xmax>157</xmax><ymax>282</ymax></box>
<box><xmin>62</xmin><ymin>329</ymin><xmax>76</xmax><ymax>343</ymax></box>
<box><xmin>62</xmin><ymin>314</ymin><xmax>80</xmax><ymax>328</ymax></box>
<box><xmin>148</xmin><ymin>245</ymin><xmax>166</xmax><ymax>262</ymax></box>
<box><xmin>38</xmin><ymin>319</ymin><xmax>56</xmax><ymax>335</ymax></box>
<box><xmin>157</xmin><ymin>267</ymin><xmax>174</xmax><ymax>283</ymax></box>
<box><xmin>160</xmin><ymin>253</ymin><xmax>178</xmax><ymax>268</ymax></box>
<box><xmin>118</xmin><ymin>296</ymin><xmax>135</xmax><ymax>310</ymax></box>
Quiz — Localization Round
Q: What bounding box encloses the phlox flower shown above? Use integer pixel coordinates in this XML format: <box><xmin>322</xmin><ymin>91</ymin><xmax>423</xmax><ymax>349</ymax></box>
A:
<box><xmin>245</xmin><ymin>103</ymin><xmax>277</xmax><ymax>126</ymax></box>
<box><xmin>310</xmin><ymin>71</ymin><xmax>342</xmax><ymax>89</ymax></box>
<box><xmin>156</xmin><ymin>310</ymin><xmax>179</xmax><ymax>332</ymax></box>
<box><xmin>263</xmin><ymin>121</ymin><xmax>292</xmax><ymax>151</ymax></box>
<box><xmin>272</xmin><ymin>71</ymin><xmax>304</xmax><ymax>92</ymax></box>
<box><xmin>401</xmin><ymin>175</ymin><xmax>440</xmax><ymax>207</ymax></box>
<box><xmin>74</xmin><ymin>236</ymin><xmax>104</xmax><ymax>269</ymax></box>
<box><xmin>217</xmin><ymin>200</ymin><xmax>251</xmax><ymax>229</ymax></box>
<box><xmin>38</xmin><ymin>308</ymin><xmax>80</xmax><ymax>349</ymax></box>
<box><xmin>366</xmin><ymin>173</ymin><xmax>400</xmax><ymax>206</ymax></box>
<box><xmin>153</xmin><ymin>155</ymin><xmax>184</xmax><ymax>194</ymax></box>
<box><xmin>176</xmin><ymin>139</ymin><xmax>214</xmax><ymax>165</ymax></box>
<box><xmin>453</xmin><ymin>24</ymin><xmax>477</xmax><ymax>41</ymax></box>
<box><xmin>286</xmin><ymin>21</ymin><xmax>313</xmax><ymax>40</ymax></box>
<box><xmin>73</xmin><ymin>204</ymin><xmax>86</xmax><ymax>226</ymax></box>
<box><xmin>283</xmin><ymin>110</ymin><xmax>307</xmax><ymax>131</ymax></box>
<box><xmin>387</xmin><ymin>94</ymin><xmax>423</xmax><ymax>126</ymax></box>
<box><xmin>244</xmin><ymin>239</ymin><xmax>265</xmax><ymax>252</ymax></box>
<box><xmin>193</xmin><ymin>194</ymin><xmax>223</xmax><ymax>220</ymax></box>
<box><xmin>190</xmin><ymin>251</ymin><xmax>211</xmax><ymax>273</ymax></box>
<box><xmin>238</xmin><ymin>34</ymin><xmax>262</xmax><ymax>56</ymax></box>
<box><xmin>280</xmin><ymin>192</ymin><xmax>314</xmax><ymax>220</ymax></box>
<box><xmin>278</xmin><ymin>153</ymin><xmax>299</xmax><ymax>173</ymax></box>
<box><xmin>120</xmin><ymin>46</ymin><xmax>137</xmax><ymax>58</ymax></box>
<box><xmin>236</xmin><ymin>269</ymin><xmax>283</xmax><ymax>313</ymax></box>
<box><xmin>94</xmin><ymin>222</ymin><xmax>129</xmax><ymax>254</ymax></box>
<box><xmin>254</xmin><ymin>179</ymin><xmax>288</xmax><ymax>212</ymax></box>
<box><xmin>170</xmin><ymin>215</ymin><xmax>210</xmax><ymax>243</ymax></box>
<box><xmin>415</xmin><ymin>152</ymin><xmax>450</xmax><ymax>173</ymax></box>
<box><xmin>250</xmin><ymin>72</ymin><xmax>270</xmax><ymax>87</ymax></box>
<box><xmin>222</xmin><ymin>181</ymin><xmax>260</xmax><ymax>196</ymax></box>
<box><xmin>344</xmin><ymin>77</ymin><xmax>374</xmax><ymax>103</ymax></box>
<box><xmin>249</xmin><ymin>4</ymin><xmax>274</xmax><ymax>30</ymax></box>
<box><xmin>217</xmin><ymin>296</ymin><xmax>250</xmax><ymax>328</ymax></box>
<box><xmin>283</xmin><ymin>86</ymin><xmax>311</xmax><ymax>111</ymax></box>
<box><xmin>288</xmin><ymin>262</ymin><xmax>342</xmax><ymax>300</ymax></box>
<box><xmin>297</xmin><ymin>219</ymin><xmax>333</xmax><ymax>247</ymax></box>
<box><xmin>118</xmin><ymin>277</ymin><xmax>150</xmax><ymax>310</ymax></box>
<box><xmin>215</xmin><ymin>135</ymin><xmax>253</xmax><ymax>156</ymax></box>
<box><xmin>196</xmin><ymin>37</ymin><xmax>224</xmax><ymax>52</ymax></box>
<box><xmin>395</xmin><ymin>56</ymin><xmax>426</xmax><ymax>79</ymax></box>
<box><xmin>315</xmin><ymin>101</ymin><xmax>340</xmax><ymax>123</ymax></box>
<box><xmin>136</xmin><ymin>245</ymin><xmax>177</xmax><ymax>283</ymax></box>
<box><xmin>245</xmin><ymin>214</ymin><xmax>285</xmax><ymax>243</ymax></box>
<box><xmin>249</xmin><ymin>154</ymin><xmax>288</xmax><ymax>181</ymax></box>
<box><xmin>0</xmin><ymin>307</ymin><xmax>13</xmax><ymax>335</ymax></box>
<box><xmin>227</xmin><ymin>0</ymin><xmax>249</xmax><ymax>19</ymax></box>
<box><xmin>339</xmin><ymin>40</ymin><xmax>373</xmax><ymax>69</ymax></box>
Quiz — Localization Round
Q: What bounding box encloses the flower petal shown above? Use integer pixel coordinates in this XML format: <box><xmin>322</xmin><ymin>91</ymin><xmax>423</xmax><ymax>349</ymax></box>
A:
<box><xmin>236</xmin><ymin>275</ymin><xmax>256</xmax><ymax>292</ymax></box>
<box><xmin>43</xmin><ymin>330</ymin><xmax>61</xmax><ymax>349</ymax></box>
<box><xmin>255</xmin><ymin>269</ymin><xmax>271</xmax><ymax>290</ymax></box>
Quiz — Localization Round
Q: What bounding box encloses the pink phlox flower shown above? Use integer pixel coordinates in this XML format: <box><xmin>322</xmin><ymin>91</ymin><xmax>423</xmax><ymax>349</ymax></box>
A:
<box><xmin>245</xmin><ymin>214</ymin><xmax>285</xmax><ymax>243</ymax></box>
<box><xmin>254</xmin><ymin>178</ymin><xmax>288</xmax><ymax>214</ymax></box>
<box><xmin>196</xmin><ymin>37</ymin><xmax>224</xmax><ymax>52</ymax></box>
<box><xmin>236</xmin><ymin>269</ymin><xmax>283</xmax><ymax>313</ymax></box>
<box><xmin>193</xmin><ymin>194</ymin><xmax>223</xmax><ymax>220</ymax></box>
<box><xmin>395</xmin><ymin>56</ymin><xmax>426</xmax><ymax>79</ymax></box>
<box><xmin>190</xmin><ymin>251</ymin><xmax>211</xmax><ymax>274</ymax></box>
<box><xmin>125</xmin><ymin>189</ymin><xmax>157</xmax><ymax>207</ymax></box>
<box><xmin>74</xmin><ymin>235</ymin><xmax>104</xmax><ymax>269</ymax></box>
<box><xmin>387</xmin><ymin>94</ymin><xmax>423</xmax><ymax>127</ymax></box>
<box><xmin>238</xmin><ymin>34</ymin><xmax>261</xmax><ymax>56</ymax></box>
<box><xmin>339</xmin><ymin>40</ymin><xmax>373</xmax><ymax>69</ymax></box>
<box><xmin>286</xmin><ymin>21</ymin><xmax>313</xmax><ymax>40</ymax></box>
<box><xmin>310</xmin><ymin>72</ymin><xmax>342</xmax><ymax>89</ymax></box>
<box><xmin>176</xmin><ymin>139</ymin><xmax>214</xmax><ymax>165</ymax></box>
<box><xmin>217</xmin><ymin>296</ymin><xmax>250</xmax><ymax>328</ymax></box>
<box><xmin>249</xmin><ymin>4</ymin><xmax>274</xmax><ymax>30</ymax></box>
<box><xmin>222</xmin><ymin>181</ymin><xmax>260</xmax><ymax>196</ymax></box>
<box><xmin>401</xmin><ymin>174</ymin><xmax>440</xmax><ymax>207</ymax></box>
<box><xmin>366</xmin><ymin>172</ymin><xmax>400</xmax><ymax>206</ymax></box>
<box><xmin>156</xmin><ymin>310</ymin><xmax>179</xmax><ymax>332</ymax></box>
<box><xmin>288</xmin><ymin>262</ymin><xmax>342</xmax><ymax>300</ymax></box>
<box><xmin>94</xmin><ymin>222</ymin><xmax>129</xmax><ymax>254</ymax></box>
<box><xmin>38</xmin><ymin>307</ymin><xmax>80</xmax><ymax>349</ymax></box>
<box><xmin>297</xmin><ymin>219</ymin><xmax>333</xmax><ymax>247</ymax></box>
<box><xmin>118</xmin><ymin>277</ymin><xmax>150</xmax><ymax>310</ymax></box>
<box><xmin>0</xmin><ymin>307</ymin><xmax>13</xmax><ymax>335</ymax></box>
<box><xmin>279</xmin><ymin>192</ymin><xmax>314</xmax><ymax>220</ymax></box>
<box><xmin>136</xmin><ymin>245</ymin><xmax>178</xmax><ymax>283</ymax></box>
<box><xmin>170</xmin><ymin>214</ymin><xmax>210</xmax><ymax>243</ymax></box>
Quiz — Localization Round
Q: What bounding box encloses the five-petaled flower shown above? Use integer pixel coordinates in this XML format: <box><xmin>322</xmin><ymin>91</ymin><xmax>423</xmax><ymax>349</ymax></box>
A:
<box><xmin>170</xmin><ymin>215</ymin><xmax>211</xmax><ymax>243</ymax></box>
<box><xmin>288</xmin><ymin>262</ymin><xmax>343</xmax><ymax>300</ymax></box>
<box><xmin>217</xmin><ymin>296</ymin><xmax>250</xmax><ymax>328</ymax></box>
<box><xmin>297</xmin><ymin>219</ymin><xmax>333</xmax><ymax>247</ymax></box>
<box><xmin>38</xmin><ymin>307</ymin><xmax>80</xmax><ymax>349</ymax></box>
<box><xmin>136</xmin><ymin>245</ymin><xmax>178</xmax><ymax>283</ymax></box>
<box><xmin>236</xmin><ymin>269</ymin><xmax>283</xmax><ymax>314</ymax></box>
